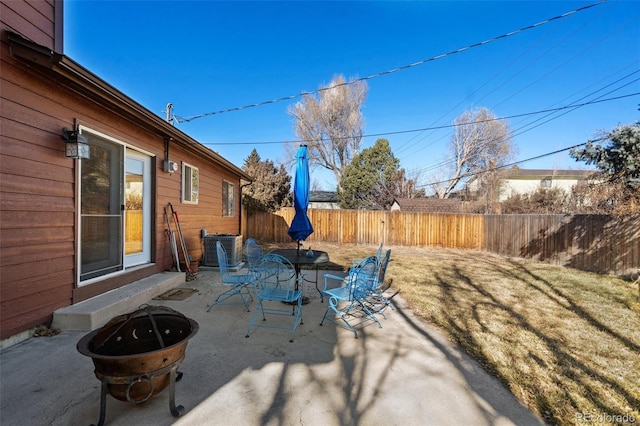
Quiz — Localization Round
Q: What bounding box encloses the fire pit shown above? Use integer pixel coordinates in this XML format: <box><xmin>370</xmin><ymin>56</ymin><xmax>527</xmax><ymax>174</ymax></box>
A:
<box><xmin>77</xmin><ymin>305</ymin><xmax>198</xmax><ymax>426</ymax></box>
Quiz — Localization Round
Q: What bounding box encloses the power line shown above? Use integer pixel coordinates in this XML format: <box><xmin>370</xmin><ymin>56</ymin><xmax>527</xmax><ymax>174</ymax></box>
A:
<box><xmin>394</xmin><ymin>2</ymin><xmax>608</xmax><ymax>158</ymax></box>
<box><xmin>411</xmin><ymin>82</ymin><xmax>638</xmax><ymax>177</ymax></box>
<box><xmin>173</xmin><ymin>1</ymin><xmax>606</xmax><ymax>123</ymax></box>
<box><xmin>396</xmin><ymin>13</ymin><xmax>636</xmax><ymax>160</ymax></box>
<box><xmin>419</xmin><ymin>136</ymin><xmax>608</xmax><ymax>189</ymax></box>
<box><xmin>199</xmin><ymin>92</ymin><xmax>638</xmax><ymax>146</ymax></box>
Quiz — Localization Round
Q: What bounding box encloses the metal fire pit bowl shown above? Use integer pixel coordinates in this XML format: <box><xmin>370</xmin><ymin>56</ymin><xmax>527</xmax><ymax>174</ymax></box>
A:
<box><xmin>77</xmin><ymin>305</ymin><xmax>198</xmax><ymax>426</ymax></box>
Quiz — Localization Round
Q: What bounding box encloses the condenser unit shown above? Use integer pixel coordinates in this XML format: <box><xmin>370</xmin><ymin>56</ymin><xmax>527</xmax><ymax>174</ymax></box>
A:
<box><xmin>203</xmin><ymin>234</ymin><xmax>243</xmax><ymax>267</ymax></box>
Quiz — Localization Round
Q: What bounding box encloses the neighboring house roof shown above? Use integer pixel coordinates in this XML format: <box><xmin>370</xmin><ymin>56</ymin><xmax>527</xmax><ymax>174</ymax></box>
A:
<box><xmin>6</xmin><ymin>31</ymin><xmax>251</xmax><ymax>182</ymax></box>
<box><xmin>309</xmin><ymin>191</ymin><xmax>338</xmax><ymax>203</ymax></box>
<box><xmin>308</xmin><ymin>191</ymin><xmax>339</xmax><ymax>209</ymax></box>
<box><xmin>391</xmin><ymin>198</ymin><xmax>464</xmax><ymax>213</ymax></box>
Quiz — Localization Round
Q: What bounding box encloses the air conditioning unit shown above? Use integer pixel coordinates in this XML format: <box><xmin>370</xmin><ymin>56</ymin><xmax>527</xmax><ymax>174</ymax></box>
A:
<box><xmin>203</xmin><ymin>234</ymin><xmax>243</xmax><ymax>267</ymax></box>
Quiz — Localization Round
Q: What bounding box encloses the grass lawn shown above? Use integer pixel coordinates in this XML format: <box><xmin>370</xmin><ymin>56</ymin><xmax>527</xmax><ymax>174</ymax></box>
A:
<box><xmin>265</xmin><ymin>242</ymin><xmax>640</xmax><ymax>425</ymax></box>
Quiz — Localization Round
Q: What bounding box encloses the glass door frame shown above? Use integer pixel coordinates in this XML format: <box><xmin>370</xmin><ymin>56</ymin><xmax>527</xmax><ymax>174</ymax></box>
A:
<box><xmin>77</xmin><ymin>126</ymin><xmax>155</xmax><ymax>286</ymax></box>
<box><xmin>124</xmin><ymin>150</ymin><xmax>152</xmax><ymax>267</ymax></box>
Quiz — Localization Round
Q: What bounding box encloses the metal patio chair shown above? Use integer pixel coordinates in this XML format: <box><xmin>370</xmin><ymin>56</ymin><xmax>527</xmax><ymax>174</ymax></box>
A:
<box><xmin>320</xmin><ymin>255</ymin><xmax>381</xmax><ymax>338</ymax></box>
<box><xmin>351</xmin><ymin>243</ymin><xmax>383</xmax><ymax>268</ymax></box>
<box><xmin>366</xmin><ymin>249</ymin><xmax>393</xmax><ymax>317</ymax></box>
<box><xmin>245</xmin><ymin>254</ymin><xmax>303</xmax><ymax>342</ymax></box>
<box><xmin>318</xmin><ymin>243</ymin><xmax>383</xmax><ymax>304</ymax></box>
<box><xmin>207</xmin><ymin>241</ymin><xmax>255</xmax><ymax>312</ymax></box>
<box><xmin>243</xmin><ymin>238</ymin><xmax>263</xmax><ymax>276</ymax></box>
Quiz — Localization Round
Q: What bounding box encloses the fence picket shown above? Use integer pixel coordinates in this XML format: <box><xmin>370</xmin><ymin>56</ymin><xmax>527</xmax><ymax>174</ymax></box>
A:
<box><xmin>244</xmin><ymin>208</ymin><xmax>639</xmax><ymax>276</ymax></box>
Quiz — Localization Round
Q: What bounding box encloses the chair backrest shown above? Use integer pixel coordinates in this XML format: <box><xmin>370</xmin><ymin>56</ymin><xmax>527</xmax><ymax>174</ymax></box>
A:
<box><xmin>244</xmin><ymin>238</ymin><xmax>263</xmax><ymax>272</ymax></box>
<box><xmin>349</xmin><ymin>256</ymin><xmax>377</xmax><ymax>300</ymax></box>
<box><xmin>375</xmin><ymin>243</ymin><xmax>384</xmax><ymax>262</ymax></box>
<box><xmin>256</xmin><ymin>254</ymin><xmax>297</xmax><ymax>294</ymax></box>
<box><xmin>260</xmin><ymin>253</ymin><xmax>294</xmax><ymax>266</ymax></box>
<box><xmin>216</xmin><ymin>241</ymin><xmax>230</xmax><ymax>280</ymax></box>
<box><xmin>374</xmin><ymin>249</ymin><xmax>391</xmax><ymax>289</ymax></box>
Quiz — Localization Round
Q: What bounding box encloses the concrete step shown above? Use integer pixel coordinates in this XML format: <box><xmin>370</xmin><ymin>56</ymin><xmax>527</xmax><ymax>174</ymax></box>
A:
<box><xmin>52</xmin><ymin>272</ymin><xmax>185</xmax><ymax>331</ymax></box>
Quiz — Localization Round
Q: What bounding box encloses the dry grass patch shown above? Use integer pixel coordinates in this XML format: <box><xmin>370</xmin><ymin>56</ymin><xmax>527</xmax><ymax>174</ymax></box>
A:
<box><xmin>265</xmin><ymin>242</ymin><xmax>640</xmax><ymax>425</ymax></box>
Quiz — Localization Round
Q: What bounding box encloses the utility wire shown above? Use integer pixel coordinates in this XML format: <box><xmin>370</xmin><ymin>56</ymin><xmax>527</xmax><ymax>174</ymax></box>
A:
<box><xmin>419</xmin><ymin>136</ymin><xmax>608</xmax><ymax>189</ymax></box>
<box><xmin>394</xmin><ymin>1</ymin><xmax>604</xmax><ymax>157</ymax></box>
<box><xmin>200</xmin><ymin>92</ymin><xmax>638</xmax><ymax>146</ymax></box>
<box><xmin>395</xmin><ymin>65</ymin><xmax>639</xmax><ymax>173</ymax></box>
<box><xmin>507</xmin><ymin>76</ymin><xmax>640</xmax><ymax>140</ymax></box>
<box><xmin>410</xmin><ymin>79</ymin><xmax>638</xmax><ymax>176</ymax></box>
<box><xmin>397</xmin><ymin>11</ymin><xmax>635</xmax><ymax>159</ymax></box>
<box><xmin>173</xmin><ymin>1</ymin><xmax>605</xmax><ymax>123</ymax></box>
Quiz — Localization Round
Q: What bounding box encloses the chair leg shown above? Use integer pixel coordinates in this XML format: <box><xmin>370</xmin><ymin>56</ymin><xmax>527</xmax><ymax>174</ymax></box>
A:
<box><xmin>207</xmin><ymin>284</ymin><xmax>252</xmax><ymax>312</ymax></box>
<box><xmin>245</xmin><ymin>300</ymin><xmax>264</xmax><ymax>338</ymax></box>
<box><xmin>359</xmin><ymin>302</ymin><xmax>383</xmax><ymax>329</ymax></box>
<box><xmin>319</xmin><ymin>303</ymin><xmax>331</xmax><ymax>326</ymax></box>
<box><xmin>320</xmin><ymin>297</ymin><xmax>358</xmax><ymax>338</ymax></box>
<box><xmin>365</xmin><ymin>294</ymin><xmax>388</xmax><ymax>320</ymax></box>
<box><xmin>289</xmin><ymin>300</ymin><xmax>303</xmax><ymax>342</ymax></box>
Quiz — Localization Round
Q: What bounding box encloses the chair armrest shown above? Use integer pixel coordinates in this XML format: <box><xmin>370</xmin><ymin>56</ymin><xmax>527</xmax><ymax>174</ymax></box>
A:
<box><xmin>323</xmin><ymin>273</ymin><xmax>347</xmax><ymax>292</ymax></box>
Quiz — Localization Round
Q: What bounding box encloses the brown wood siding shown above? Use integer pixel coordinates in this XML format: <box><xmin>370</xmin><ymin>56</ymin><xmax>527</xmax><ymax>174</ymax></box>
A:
<box><xmin>1</xmin><ymin>35</ymin><xmax>244</xmax><ymax>339</ymax></box>
<box><xmin>1</xmin><ymin>40</ymin><xmax>77</xmax><ymax>338</ymax></box>
<box><xmin>157</xmin><ymin>147</ymin><xmax>244</xmax><ymax>265</ymax></box>
<box><xmin>1</xmin><ymin>1</ymin><xmax>56</xmax><ymax>50</ymax></box>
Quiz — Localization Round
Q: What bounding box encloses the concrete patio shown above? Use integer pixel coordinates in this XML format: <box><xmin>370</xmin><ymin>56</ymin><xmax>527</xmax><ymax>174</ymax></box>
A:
<box><xmin>0</xmin><ymin>269</ymin><xmax>544</xmax><ymax>426</ymax></box>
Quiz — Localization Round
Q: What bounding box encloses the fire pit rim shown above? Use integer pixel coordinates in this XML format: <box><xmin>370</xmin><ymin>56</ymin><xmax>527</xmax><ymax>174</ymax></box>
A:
<box><xmin>76</xmin><ymin>317</ymin><xmax>199</xmax><ymax>360</ymax></box>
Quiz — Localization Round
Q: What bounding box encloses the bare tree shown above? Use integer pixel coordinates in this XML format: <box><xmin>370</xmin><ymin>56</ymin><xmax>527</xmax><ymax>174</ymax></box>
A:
<box><xmin>394</xmin><ymin>168</ymin><xmax>426</xmax><ymax>199</ymax></box>
<box><xmin>288</xmin><ymin>75</ymin><xmax>367</xmax><ymax>189</ymax></box>
<box><xmin>431</xmin><ymin>107</ymin><xmax>514</xmax><ymax>200</ymax></box>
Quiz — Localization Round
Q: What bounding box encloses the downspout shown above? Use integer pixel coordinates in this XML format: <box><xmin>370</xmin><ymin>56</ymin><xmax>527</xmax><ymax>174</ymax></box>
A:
<box><xmin>240</xmin><ymin>180</ymin><xmax>252</xmax><ymax>238</ymax></box>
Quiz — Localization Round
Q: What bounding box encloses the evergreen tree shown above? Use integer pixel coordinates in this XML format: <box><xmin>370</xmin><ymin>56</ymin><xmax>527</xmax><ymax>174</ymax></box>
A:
<box><xmin>570</xmin><ymin>122</ymin><xmax>640</xmax><ymax>214</ymax></box>
<box><xmin>242</xmin><ymin>149</ymin><xmax>291</xmax><ymax>212</ymax></box>
<box><xmin>338</xmin><ymin>139</ymin><xmax>403</xmax><ymax>210</ymax></box>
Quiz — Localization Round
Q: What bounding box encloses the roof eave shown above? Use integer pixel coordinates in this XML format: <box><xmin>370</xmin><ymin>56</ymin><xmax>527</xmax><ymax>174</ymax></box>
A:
<box><xmin>7</xmin><ymin>31</ymin><xmax>251</xmax><ymax>181</ymax></box>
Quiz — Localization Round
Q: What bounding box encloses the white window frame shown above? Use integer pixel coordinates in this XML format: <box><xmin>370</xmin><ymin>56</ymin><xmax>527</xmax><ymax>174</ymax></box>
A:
<box><xmin>124</xmin><ymin>150</ymin><xmax>152</xmax><ymax>268</ymax></box>
<box><xmin>223</xmin><ymin>180</ymin><xmax>235</xmax><ymax>217</ymax></box>
<box><xmin>182</xmin><ymin>162</ymin><xmax>199</xmax><ymax>204</ymax></box>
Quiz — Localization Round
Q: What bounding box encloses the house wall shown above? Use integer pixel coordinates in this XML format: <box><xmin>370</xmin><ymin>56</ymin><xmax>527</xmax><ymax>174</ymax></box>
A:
<box><xmin>309</xmin><ymin>202</ymin><xmax>339</xmax><ymax>209</ymax></box>
<box><xmin>501</xmin><ymin>178</ymin><xmax>582</xmax><ymax>201</ymax></box>
<box><xmin>0</xmin><ymin>23</ymin><xmax>244</xmax><ymax>339</ymax></box>
<box><xmin>0</xmin><ymin>0</ymin><xmax>61</xmax><ymax>51</ymax></box>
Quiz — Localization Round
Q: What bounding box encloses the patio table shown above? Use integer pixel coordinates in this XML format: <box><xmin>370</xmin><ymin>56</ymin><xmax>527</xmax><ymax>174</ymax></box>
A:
<box><xmin>272</xmin><ymin>248</ymin><xmax>329</xmax><ymax>303</ymax></box>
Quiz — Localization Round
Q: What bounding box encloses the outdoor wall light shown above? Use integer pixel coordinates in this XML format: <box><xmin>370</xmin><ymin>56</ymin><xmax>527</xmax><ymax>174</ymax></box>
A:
<box><xmin>62</xmin><ymin>128</ymin><xmax>90</xmax><ymax>159</ymax></box>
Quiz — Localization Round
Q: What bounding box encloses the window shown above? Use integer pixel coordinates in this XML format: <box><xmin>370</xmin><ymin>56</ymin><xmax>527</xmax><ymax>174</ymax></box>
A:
<box><xmin>182</xmin><ymin>162</ymin><xmax>199</xmax><ymax>204</ymax></box>
<box><xmin>541</xmin><ymin>177</ymin><xmax>552</xmax><ymax>188</ymax></box>
<box><xmin>223</xmin><ymin>180</ymin><xmax>235</xmax><ymax>216</ymax></box>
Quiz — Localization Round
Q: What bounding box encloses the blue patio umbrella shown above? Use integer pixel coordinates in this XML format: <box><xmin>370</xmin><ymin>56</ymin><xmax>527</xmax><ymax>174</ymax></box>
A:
<box><xmin>288</xmin><ymin>145</ymin><xmax>314</xmax><ymax>245</ymax></box>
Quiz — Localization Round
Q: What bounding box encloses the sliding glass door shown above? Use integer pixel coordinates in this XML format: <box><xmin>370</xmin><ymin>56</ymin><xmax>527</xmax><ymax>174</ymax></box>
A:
<box><xmin>79</xmin><ymin>130</ymin><xmax>152</xmax><ymax>284</ymax></box>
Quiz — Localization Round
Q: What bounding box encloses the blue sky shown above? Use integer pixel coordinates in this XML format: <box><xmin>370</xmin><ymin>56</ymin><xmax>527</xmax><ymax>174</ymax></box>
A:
<box><xmin>64</xmin><ymin>1</ymin><xmax>640</xmax><ymax>191</ymax></box>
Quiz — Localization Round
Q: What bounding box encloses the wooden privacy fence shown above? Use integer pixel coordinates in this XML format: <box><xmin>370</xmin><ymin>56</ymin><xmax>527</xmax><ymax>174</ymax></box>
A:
<box><xmin>245</xmin><ymin>208</ymin><xmax>640</xmax><ymax>276</ymax></box>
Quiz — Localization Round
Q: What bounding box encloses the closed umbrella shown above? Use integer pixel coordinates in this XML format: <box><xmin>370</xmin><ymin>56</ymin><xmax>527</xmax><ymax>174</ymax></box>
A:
<box><xmin>288</xmin><ymin>145</ymin><xmax>314</xmax><ymax>250</ymax></box>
